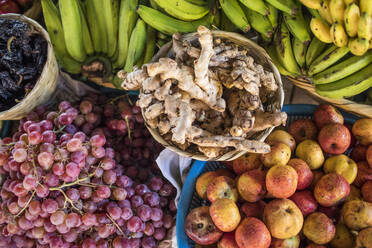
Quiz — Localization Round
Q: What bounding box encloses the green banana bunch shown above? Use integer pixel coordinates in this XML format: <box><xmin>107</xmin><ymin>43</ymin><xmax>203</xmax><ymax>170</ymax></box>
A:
<box><xmin>143</xmin><ymin>26</ymin><xmax>157</xmax><ymax>64</ymax></box>
<box><xmin>92</xmin><ymin>0</ymin><xmax>109</xmax><ymax>54</ymax></box>
<box><xmin>219</xmin><ymin>0</ymin><xmax>251</xmax><ymax>32</ymax></box>
<box><xmin>124</xmin><ymin>19</ymin><xmax>147</xmax><ymax>72</ymax></box>
<box><xmin>266</xmin><ymin>3</ymin><xmax>279</xmax><ymax>28</ymax></box>
<box><xmin>283</xmin><ymin>10</ymin><xmax>311</xmax><ymax>43</ymax></box>
<box><xmin>242</xmin><ymin>5</ymin><xmax>273</xmax><ymax>38</ymax></box>
<box><xmin>308</xmin><ymin>45</ymin><xmax>350</xmax><ymax>75</ymax></box>
<box><xmin>152</xmin><ymin>0</ymin><xmax>209</xmax><ymax>21</ymax></box>
<box><xmin>266</xmin><ymin>46</ymin><xmax>292</xmax><ymax>76</ymax></box>
<box><xmin>306</xmin><ymin>37</ymin><xmax>327</xmax><ymax>67</ymax></box>
<box><xmin>265</xmin><ymin>0</ymin><xmax>298</xmax><ymax>16</ymax></box>
<box><xmin>103</xmin><ymin>0</ymin><xmax>119</xmax><ymax>57</ymax></box>
<box><xmin>77</xmin><ymin>1</ymin><xmax>94</xmax><ymax>56</ymax></box>
<box><xmin>85</xmin><ymin>0</ymin><xmax>102</xmax><ymax>53</ymax></box>
<box><xmin>238</xmin><ymin>0</ymin><xmax>270</xmax><ymax>16</ymax></box>
<box><xmin>292</xmin><ymin>37</ymin><xmax>308</xmax><ymax>69</ymax></box>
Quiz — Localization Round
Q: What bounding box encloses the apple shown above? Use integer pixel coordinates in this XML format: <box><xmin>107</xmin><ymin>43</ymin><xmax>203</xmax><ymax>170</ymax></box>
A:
<box><xmin>288</xmin><ymin>158</ymin><xmax>313</xmax><ymax>190</ymax></box>
<box><xmin>241</xmin><ymin>200</ymin><xmax>266</xmax><ymax>219</ymax></box>
<box><xmin>207</xmin><ymin>176</ymin><xmax>238</xmax><ymax>203</ymax></box>
<box><xmin>265</xmin><ymin>130</ymin><xmax>296</xmax><ymax>152</ymax></box>
<box><xmin>237</xmin><ymin>169</ymin><xmax>266</xmax><ymax>202</ymax></box>
<box><xmin>318</xmin><ymin>123</ymin><xmax>351</xmax><ymax>155</ymax></box>
<box><xmin>323</xmin><ymin>154</ymin><xmax>357</xmax><ymax>184</ymax></box>
<box><xmin>210</xmin><ymin>198</ymin><xmax>241</xmax><ymax>232</ymax></box>
<box><xmin>0</xmin><ymin>0</ymin><xmax>20</xmax><ymax>14</ymax></box>
<box><xmin>270</xmin><ymin>235</ymin><xmax>300</xmax><ymax>248</ymax></box>
<box><xmin>260</xmin><ymin>143</ymin><xmax>291</xmax><ymax>168</ymax></box>
<box><xmin>354</xmin><ymin>161</ymin><xmax>372</xmax><ymax>187</ymax></box>
<box><xmin>356</xmin><ymin>227</ymin><xmax>372</xmax><ymax>248</ymax></box>
<box><xmin>341</xmin><ymin>200</ymin><xmax>372</xmax><ymax>231</ymax></box>
<box><xmin>303</xmin><ymin>212</ymin><xmax>336</xmax><ymax>245</ymax></box>
<box><xmin>309</xmin><ymin>170</ymin><xmax>324</xmax><ymax>191</ymax></box>
<box><xmin>216</xmin><ymin>168</ymin><xmax>235</xmax><ymax>179</ymax></box>
<box><xmin>296</xmin><ymin>140</ymin><xmax>325</xmax><ymax>170</ymax></box>
<box><xmin>345</xmin><ymin>124</ymin><xmax>357</xmax><ymax>148</ymax></box>
<box><xmin>351</xmin><ymin>144</ymin><xmax>367</xmax><ymax>162</ymax></box>
<box><xmin>366</xmin><ymin>145</ymin><xmax>372</xmax><ymax>168</ymax></box>
<box><xmin>185</xmin><ymin>206</ymin><xmax>223</xmax><ymax>245</ymax></box>
<box><xmin>289</xmin><ymin>190</ymin><xmax>318</xmax><ymax>216</ymax></box>
<box><xmin>223</xmin><ymin>161</ymin><xmax>234</xmax><ymax>170</ymax></box>
<box><xmin>288</xmin><ymin>119</ymin><xmax>318</xmax><ymax>143</ymax></box>
<box><xmin>330</xmin><ymin>223</ymin><xmax>354</xmax><ymax>248</ymax></box>
<box><xmin>196</xmin><ymin>171</ymin><xmax>219</xmax><ymax>199</ymax></box>
<box><xmin>313</xmin><ymin>104</ymin><xmax>344</xmax><ymax>129</ymax></box>
<box><xmin>266</xmin><ymin>165</ymin><xmax>298</xmax><ymax>199</ymax></box>
<box><xmin>232</xmin><ymin>153</ymin><xmax>261</xmax><ymax>175</ymax></box>
<box><xmin>314</xmin><ymin>173</ymin><xmax>350</xmax><ymax>207</ymax></box>
<box><xmin>218</xmin><ymin>232</ymin><xmax>238</xmax><ymax>248</ymax></box>
<box><xmin>318</xmin><ymin>206</ymin><xmax>341</xmax><ymax>222</ymax></box>
<box><xmin>305</xmin><ymin>244</ymin><xmax>327</xmax><ymax>248</ymax></box>
<box><xmin>263</xmin><ymin>199</ymin><xmax>303</xmax><ymax>239</ymax></box>
<box><xmin>235</xmin><ymin>217</ymin><xmax>271</xmax><ymax>248</ymax></box>
<box><xmin>346</xmin><ymin>185</ymin><xmax>362</xmax><ymax>202</ymax></box>
<box><xmin>352</xmin><ymin>119</ymin><xmax>372</xmax><ymax>146</ymax></box>
<box><xmin>362</xmin><ymin>181</ymin><xmax>372</xmax><ymax>203</ymax></box>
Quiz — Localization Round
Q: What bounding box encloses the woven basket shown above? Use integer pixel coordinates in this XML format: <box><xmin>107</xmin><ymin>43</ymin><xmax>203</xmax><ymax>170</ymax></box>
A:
<box><xmin>288</xmin><ymin>76</ymin><xmax>372</xmax><ymax>118</ymax></box>
<box><xmin>0</xmin><ymin>14</ymin><xmax>58</xmax><ymax>120</ymax></box>
<box><xmin>143</xmin><ymin>30</ymin><xmax>284</xmax><ymax>161</ymax></box>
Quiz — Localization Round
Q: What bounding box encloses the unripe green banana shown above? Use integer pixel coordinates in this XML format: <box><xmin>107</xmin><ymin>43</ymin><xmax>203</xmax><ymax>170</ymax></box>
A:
<box><xmin>185</xmin><ymin>0</ymin><xmax>208</xmax><ymax>6</ymax></box>
<box><xmin>238</xmin><ymin>0</ymin><xmax>270</xmax><ymax>15</ymax></box>
<box><xmin>115</xmin><ymin>0</ymin><xmax>138</xmax><ymax>69</ymax></box>
<box><xmin>315</xmin><ymin>63</ymin><xmax>372</xmax><ymax>99</ymax></box>
<box><xmin>308</xmin><ymin>8</ymin><xmax>323</xmax><ymax>19</ymax></box>
<box><xmin>319</xmin><ymin>0</ymin><xmax>333</xmax><ymax>24</ymax></box>
<box><xmin>329</xmin><ymin>0</ymin><xmax>345</xmax><ymax>23</ymax></box>
<box><xmin>102</xmin><ymin>0</ymin><xmax>118</xmax><ymax>57</ymax></box>
<box><xmin>292</xmin><ymin>37</ymin><xmax>308</xmax><ymax>68</ymax></box>
<box><xmin>220</xmin><ymin>11</ymin><xmax>239</xmax><ymax>32</ymax></box>
<box><xmin>310</xmin><ymin>17</ymin><xmax>333</xmax><ymax>43</ymax></box>
<box><xmin>59</xmin><ymin>0</ymin><xmax>86</xmax><ymax>62</ymax></box>
<box><xmin>242</xmin><ymin>5</ymin><xmax>273</xmax><ymax>38</ymax></box>
<box><xmin>358</xmin><ymin>12</ymin><xmax>372</xmax><ymax>40</ymax></box>
<box><xmin>265</xmin><ymin>0</ymin><xmax>298</xmax><ymax>15</ymax></box>
<box><xmin>283</xmin><ymin>11</ymin><xmax>311</xmax><ymax>43</ymax></box>
<box><xmin>153</xmin><ymin>0</ymin><xmax>209</xmax><ymax>21</ymax></box>
<box><xmin>41</xmin><ymin>0</ymin><xmax>82</xmax><ymax>74</ymax></box>
<box><xmin>299</xmin><ymin>0</ymin><xmax>322</xmax><ymax>9</ymax></box>
<box><xmin>219</xmin><ymin>0</ymin><xmax>251</xmax><ymax>32</ymax></box>
<box><xmin>92</xmin><ymin>0</ymin><xmax>108</xmax><ymax>55</ymax></box>
<box><xmin>266</xmin><ymin>3</ymin><xmax>279</xmax><ymax>28</ymax></box>
<box><xmin>85</xmin><ymin>0</ymin><xmax>102</xmax><ymax>53</ymax></box>
<box><xmin>266</xmin><ymin>46</ymin><xmax>292</xmax><ymax>76</ymax></box>
<box><xmin>143</xmin><ymin>26</ymin><xmax>157</xmax><ymax>64</ymax></box>
<box><xmin>330</xmin><ymin>22</ymin><xmax>349</xmax><ymax>47</ymax></box>
<box><xmin>313</xmin><ymin>50</ymin><xmax>372</xmax><ymax>84</ymax></box>
<box><xmin>150</xmin><ymin>0</ymin><xmax>162</xmax><ymax>10</ymax></box>
<box><xmin>77</xmin><ymin>1</ymin><xmax>94</xmax><ymax>56</ymax></box>
<box><xmin>348</xmin><ymin>37</ymin><xmax>370</xmax><ymax>55</ymax></box>
<box><xmin>124</xmin><ymin>19</ymin><xmax>147</xmax><ymax>72</ymax></box>
<box><xmin>308</xmin><ymin>45</ymin><xmax>349</xmax><ymax>75</ymax></box>
<box><xmin>344</xmin><ymin>3</ymin><xmax>360</xmax><ymax>37</ymax></box>
<box><xmin>306</xmin><ymin>37</ymin><xmax>328</xmax><ymax>67</ymax></box>
<box><xmin>360</xmin><ymin>0</ymin><xmax>372</xmax><ymax>17</ymax></box>
<box><xmin>137</xmin><ymin>5</ymin><xmax>214</xmax><ymax>35</ymax></box>
<box><xmin>275</xmin><ymin>22</ymin><xmax>301</xmax><ymax>75</ymax></box>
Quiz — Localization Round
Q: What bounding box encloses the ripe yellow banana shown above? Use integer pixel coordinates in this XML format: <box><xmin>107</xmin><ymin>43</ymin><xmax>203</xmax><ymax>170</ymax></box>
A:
<box><xmin>299</xmin><ymin>0</ymin><xmax>322</xmax><ymax>9</ymax></box>
<box><xmin>358</xmin><ymin>12</ymin><xmax>372</xmax><ymax>40</ymax></box>
<box><xmin>238</xmin><ymin>0</ymin><xmax>270</xmax><ymax>15</ymax></box>
<box><xmin>319</xmin><ymin>0</ymin><xmax>333</xmax><ymax>24</ymax></box>
<box><xmin>306</xmin><ymin>37</ymin><xmax>327</xmax><ymax>67</ymax></box>
<box><xmin>266</xmin><ymin>3</ymin><xmax>278</xmax><ymax>28</ymax></box>
<box><xmin>219</xmin><ymin>0</ymin><xmax>251</xmax><ymax>32</ymax></box>
<box><xmin>309</xmin><ymin>45</ymin><xmax>350</xmax><ymax>75</ymax></box>
<box><xmin>153</xmin><ymin>0</ymin><xmax>209</xmax><ymax>21</ymax></box>
<box><xmin>348</xmin><ymin>37</ymin><xmax>370</xmax><ymax>55</ymax></box>
<box><xmin>344</xmin><ymin>3</ymin><xmax>360</xmax><ymax>37</ymax></box>
<box><xmin>310</xmin><ymin>17</ymin><xmax>333</xmax><ymax>43</ymax></box>
<box><xmin>242</xmin><ymin>5</ymin><xmax>273</xmax><ymax>38</ymax></box>
<box><xmin>125</xmin><ymin>19</ymin><xmax>147</xmax><ymax>72</ymax></box>
<box><xmin>330</xmin><ymin>22</ymin><xmax>348</xmax><ymax>47</ymax></box>
<box><xmin>329</xmin><ymin>0</ymin><xmax>345</xmax><ymax>23</ymax></box>
<box><xmin>360</xmin><ymin>0</ymin><xmax>372</xmax><ymax>17</ymax></box>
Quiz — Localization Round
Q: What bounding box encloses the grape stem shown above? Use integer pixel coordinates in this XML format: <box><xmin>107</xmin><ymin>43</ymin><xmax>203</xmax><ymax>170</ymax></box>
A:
<box><xmin>15</xmin><ymin>191</ymin><xmax>35</xmax><ymax>217</ymax></box>
<box><xmin>105</xmin><ymin>213</ymin><xmax>124</xmax><ymax>236</ymax></box>
<box><xmin>53</xmin><ymin>125</ymin><xmax>66</xmax><ymax>134</ymax></box>
<box><xmin>55</xmin><ymin>188</ymin><xmax>82</xmax><ymax>214</ymax></box>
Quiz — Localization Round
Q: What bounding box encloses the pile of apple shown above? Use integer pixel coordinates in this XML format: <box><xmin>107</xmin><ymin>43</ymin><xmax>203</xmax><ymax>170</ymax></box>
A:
<box><xmin>184</xmin><ymin>104</ymin><xmax>372</xmax><ymax>248</ymax></box>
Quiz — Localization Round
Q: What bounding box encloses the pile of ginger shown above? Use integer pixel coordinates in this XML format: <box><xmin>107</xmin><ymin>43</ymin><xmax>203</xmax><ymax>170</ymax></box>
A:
<box><xmin>118</xmin><ymin>26</ymin><xmax>287</xmax><ymax>158</ymax></box>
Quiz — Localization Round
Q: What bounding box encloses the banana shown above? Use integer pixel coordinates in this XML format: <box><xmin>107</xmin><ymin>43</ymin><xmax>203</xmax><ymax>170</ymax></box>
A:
<box><xmin>344</xmin><ymin>0</ymin><xmax>357</xmax><ymax>4</ymax></box>
<box><xmin>238</xmin><ymin>0</ymin><xmax>270</xmax><ymax>15</ymax></box>
<box><xmin>102</xmin><ymin>0</ymin><xmax>118</xmax><ymax>57</ymax></box>
<box><xmin>265</xmin><ymin>0</ymin><xmax>298</xmax><ymax>15</ymax></box>
<box><xmin>185</xmin><ymin>0</ymin><xmax>207</xmax><ymax>6</ymax></box>
<box><xmin>153</xmin><ymin>0</ymin><xmax>209</xmax><ymax>21</ymax></box>
<box><xmin>313</xmin><ymin>50</ymin><xmax>372</xmax><ymax>84</ymax></box>
<box><xmin>150</xmin><ymin>0</ymin><xmax>162</xmax><ymax>10</ymax></box>
<box><xmin>137</xmin><ymin>5</ymin><xmax>215</xmax><ymax>35</ymax></box>
<box><xmin>266</xmin><ymin>46</ymin><xmax>292</xmax><ymax>76</ymax></box>
<box><xmin>125</xmin><ymin>19</ymin><xmax>147</xmax><ymax>72</ymax></box>
<box><xmin>283</xmin><ymin>11</ymin><xmax>311</xmax><ymax>43</ymax></box>
<box><xmin>219</xmin><ymin>0</ymin><xmax>251</xmax><ymax>32</ymax></box>
<box><xmin>315</xmin><ymin>63</ymin><xmax>372</xmax><ymax>99</ymax></box>
<box><xmin>220</xmin><ymin>10</ymin><xmax>239</xmax><ymax>31</ymax></box>
<box><xmin>85</xmin><ymin>0</ymin><xmax>102</xmax><ymax>53</ymax></box>
<box><xmin>306</xmin><ymin>37</ymin><xmax>328</xmax><ymax>67</ymax></box>
<box><xmin>77</xmin><ymin>1</ymin><xmax>94</xmax><ymax>56</ymax></box>
<box><xmin>308</xmin><ymin>45</ymin><xmax>349</xmax><ymax>75</ymax></box>
<box><xmin>329</xmin><ymin>0</ymin><xmax>345</xmax><ymax>23</ymax></box>
<box><xmin>310</xmin><ymin>17</ymin><xmax>333</xmax><ymax>43</ymax></box>
<box><xmin>143</xmin><ymin>27</ymin><xmax>157</xmax><ymax>64</ymax></box>
<box><xmin>330</xmin><ymin>22</ymin><xmax>349</xmax><ymax>47</ymax></box>
<box><xmin>299</xmin><ymin>0</ymin><xmax>322</xmax><ymax>9</ymax></box>
<box><xmin>358</xmin><ymin>12</ymin><xmax>372</xmax><ymax>40</ymax></box>
<box><xmin>115</xmin><ymin>0</ymin><xmax>138</xmax><ymax>69</ymax></box>
<box><xmin>92</xmin><ymin>0</ymin><xmax>108</xmax><ymax>55</ymax></box>
<box><xmin>319</xmin><ymin>0</ymin><xmax>333</xmax><ymax>24</ymax></box>
<box><xmin>308</xmin><ymin>8</ymin><xmax>323</xmax><ymax>19</ymax></box>
<box><xmin>370</xmin><ymin>40</ymin><xmax>372</xmax><ymax>48</ymax></box>
<box><xmin>344</xmin><ymin>3</ymin><xmax>360</xmax><ymax>37</ymax></box>
<box><xmin>275</xmin><ymin>22</ymin><xmax>301</xmax><ymax>75</ymax></box>
<box><xmin>267</xmin><ymin>3</ymin><xmax>279</xmax><ymax>28</ymax></box>
<box><xmin>41</xmin><ymin>0</ymin><xmax>82</xmax><ymax>74</ymax></box>
<box><xmin>292</xmin><ymin>37</ymin><xmax>308</xmax><ymax>68</ymax></box>
<box><xmin>348</xmin><ymin>37</ymin><xmax>370</xmax><ymax>55</ymax></box>
<box><xmin>242</xmin><ymin>5</ymin><xmax>273</xmax><ymax>38</ymax></box>
<box><xmin>213</xmin><ymin>9</ymin><xmax>222</xmax><ymax>28</ymax></box>
<box><xmin>360</xmin><ymin>0</ymin><xmax>372</xmax><ymax>17</ymax></box>
<box><xmin>59</xmin><ymin>0</ymin><xmax>86</xmax><ymax>62</ymax></box>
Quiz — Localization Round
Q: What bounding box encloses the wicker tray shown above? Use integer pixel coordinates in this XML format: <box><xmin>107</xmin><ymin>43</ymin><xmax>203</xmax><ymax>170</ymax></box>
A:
<box><xmin>176</xmin><ymin>104</ymin><xmax>360</xmax><ymax>248</ymax></box>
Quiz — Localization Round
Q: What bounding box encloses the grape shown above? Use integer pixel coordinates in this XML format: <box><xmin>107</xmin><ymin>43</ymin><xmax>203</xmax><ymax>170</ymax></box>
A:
<box><xmin>79</xmin><ymin>186</ymin><xmax>92</xmax><ymax>200</ymax></box>
<box><xmin>8</xmin><ymin>201</ymin><xmax>21</xmax><ymax>215</ymax></box>
<box><xmin>163</xmin><ymin>214</ymin><xmax>173</xmax><ymax>229</ymax></box>
<box><xmin>33</xmin><ymin>217</ymin><xmax>45</xmax><ymax>227</ymax></box>
<box><xmin>7</xmin><ymin>222</ymin><xmax>20</xmax><ymax>235</ymax></box>
<box><xmin>74</xmin><ymin>115</ymin><xmax>85</xmax><ymax>126</ymax></box>
<box><xmin>81</xmin><ymin>213</ymin><xmax>97</xmax><ymax>226</ymax></box>
<box><xmin>169</xmin><ymin>199</ymin><xmax>177</xmax><ymax>212</ymax></box>
<box><xmin>13</xmin><ymin>148</ymin><xmax>27</xmax><ymax>163</ymax></box>
<box><xmin>65</xmin><ymin>213</ymin><xmax>80</xmax><ymax>228</ymax></box>
<box><xmin>39</xmin><ymin>120</ymin><xmax>52</xmax><ymax>131</ymax></box>
<box><xmin>153</xmin><ymin>220</ymin><xmax>163</xmax><ymax>228</ymax></box>
<box><xmin>28</xmin><ymin>131</ymin><xmax>42</xmax><ymax>145</ymax></box>
<box><xmin>18</xmin><ymin>194</ymin><xmax>32</xmax><ymax>208</ymax></box>
<box><xmin>41</xmin><ymin>199</ymin><xmax>58</xmax><ymax>214</ymax></box>
<box><xmin>66</xmin><ymin>138</ymin><xmax>82</xmax><ymax>152</ymax></box>
<box><xmin>142</xmin><ymin>236</ymin><xmax>156</xmax><ymax>248</ymax></box>
<box><xmin>135</xmin><ymin>184</ymin><xmax>150</xmax><ymax>196</ymax></box>
<box><xmin>58</xmin><ymin>113</ymin><xmax>73</xmax><ymax>126</ymax></box>
<box><xmin>35</xmin><ymin>184</ymin><xmax>49</xmax><ymax>198</ymax></box>
<box><xmin>144</xmin><ymin>192</ymin><xmax>160</xmax><ymax>207</ymax></box>
<box><xmin>40</xmin><ymin>143</ymin><xmax>55</xmax><ymax>153</ymax></box>
<box><xmin>63</xmin><ymin>229</ymin><xmax>78</xmax><ymax>242</ymax></box>
<box><xmin>70</xmin><ymin>151</ymin><xmax>86</xmax><ymax>164</ymax></box>
<box><xmin>97</xmin><ymin>225</ymin><xmax>114</xmax><ymax>239</ymax></box>
<box><xmin>41</xmin><ymin>130</ymin><xmax>56</xmax><ymax>143</ymax></box>
<box><xmin>83</xmin><ymin>201</ymin><xmax>97</xmax><ymax>213</ymax></box>
<box><xmin>154</xmin><ymin>227</ymin><xmax>166</xmax><ymax>241</ymax></box>
<box><xmin>65</xmin><ymin>162</ymin><xmax>80</xmax><ymax>178</ymax></box>
<box><xmin>96</xmin><ymin>186</ymin><xmax>111</xmax><ymax>199</ymax></box>
<box><xmin>90</xmin><ymin>134</ymin><xmax>106</xmax><ymax>147</ymax></box>
<box><xmin>13</xmin><ymin>183</ymin><xmax>27</xmax><ymax>197</ymax></box>
<box><xmin>73</xmin><ymin>132</ymin><xmax>86</xmax><ymax>142</ymax></box>
<box><xmin>130</xmin><ymin>195</ymin><xmax>143</xmax><ymax>208</ymax></box>
<box><xmin>116</xmin><ymin>176</ymin><xmax>132</xmax><ymax>188</ymax></box>
<box><xmin>27</xmin><ymin>123</ymin><xmax>41</xmax><ymax>134</ymax></box>
<box><xmin>125</xmin><ymin>166</ymin><xmax>138</xmax><ymax>178</ymax></box>
<box><xmin>107</xmin><ymin>206</ymin><xmax>122</xmax><ymax>220</ymax></box>
<box><xmin>127</xmin><ymin>216</ymin><xmax>143</xmax><ymax>232</ymax></box>
<box><xmin>31</xmin><ymin>226</ymin><xmax>45</xmax><ymax>239</ymax></box>
<box><xmin>148</xmin><ymin>177</ymin><xmax>163</xmax><ymax>192</ymax></box>
<box><xmin>59</xmin><ymin>101</ymin><xmax>71</xmax><ymax>112</ymax></box>
<box><xmin>56</xmin><ymin>223</ymin><xmax>70</xmax><ymax>234</ymax></box>
<box><xmin>37</xmin><ymin>152</ymin><xmax>54</xmax><ymax>170</ymax></box>
<box><xmin>103</xmin><ymin>170</ymin><xmax>116</xmax><ymax>185</ymax></box>
<box><xmin>44</xmin><ymin>219</ymin><xmax>56</xmax><ymax>233</ymax></box>
<box><xmin>120</xmin><ymin>207</ymin><xmax>133</xmax><ymax>220</ymax></box>
<box><xmin>44</xmin><ymin>173</ymin><xmax>59</xmax><ymax>187</ymax></box>
<box><xmin>96</xmin><ymin>213</ymin><xmax>110</xmax><ymax>225</ymax></box>
<box><xmin>137</xmin><ymin>205</ymin><xmax>152</xmax><ymax>222</ymax></box>
<box><xmin>101</xmin><ymin>157</ymin><xmax>115</xmax><ymax>170</ymax></box>
<box><xmin>151</xmin><ymin>208</ymin><xmax>163</xmax><ymax>222</ymax></box>
<box><xmin>118</xmin><ymin>200</ymin><xmax>130</xmax><ymax>208</ymax></box>
<box><xmin>50</xmin><ymin>211</ymin><xmax>66</xmax><ymax>225</ymax></box>
<box><xmin>28</xmin><ymin>201</ymin><xmax>41</xmax><ymax>216</ymax></box>
<box><xmin>144</xmin><ymin>222</ymin><xmax>155</xmax><ymax>236</ymax></box>
<box><xmin>91</xmin><ymin>146</ymin><xmax>105</xmax><ymax>159</ymax></box>
<box><xmin>112</xmin><ymin>188</ymin><xmax>127</xmax><ymax>201</ymax></box>
<box><xmin>66</xmin><ymin>188</ymin><xmax>80</xmax><ymax>201</ymax></box>
<box><xmin>125</xmin><ymin>187</ymin><xmax>135</xmax><ymax>199</ymax></box>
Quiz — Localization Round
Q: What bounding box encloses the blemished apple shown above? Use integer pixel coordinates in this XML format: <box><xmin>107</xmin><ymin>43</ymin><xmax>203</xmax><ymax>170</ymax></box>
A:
<box><xmin>288</xmin><ymin>119</ymin><xmax>318</xmax><ymax>143</ymax></box>
<box><xmin>303</xmin><ymin>212</ymin><xmax>336</xmax><ymax>245</ymax></box>
<box><xmin>260</xmin><ymin>143</ymin><xmax>291</xmax><ymax>168</ymax></box>
<box><xmin>241</xmin><ymin>200</ymin><xmax>266</xmax><ymax>219</ymax></box>
<box><xmin>295</xmin><ymin>140</ymin><xmax>325</xmax><ymax>170</ymax></box>
<box><xmin>270</xmin><ymin>235</ymin><xmax>300</xmax><ymax>248</ymax></box>
<box><xmin>318</xmin><ymin>123</ymin><xmax>351</xmax><ymax>155</ymax></box>
<box><xmin>353</xmin><ymin>161</ymin><xmax>372</xmax><ymax>187</ymax></box>
<box><xmin>210</xmin><ymin>198</ymin><xmax>241</xmax><ymax>232</ymax></box>
<box><xmin>366</xmin><ymin>145</ymin><xmax>372</xmax><ymax>168</ymax></box>
<box><xmin>288</xmin><ymin>158</ymin><xmax>313</xmax><ymax>190</ymax></box>
<box><xmin>265</xmin><ymin>130</ymin><xmax>296</xmax><ymax>152</ymax></box>
<box><xmin>341</xmin><ymin>200</ymin><xmax>372</xmax><ymax>231</ymax></box>
<box><xmin>217</xmin><ymin>232</ymin><xmax>239</xmax><ymax>248</ymax></box>
<box><xmin>237</xmin><ymin>169</ymin><xmax>266</xmax><ymax>202</ymax></box>
<box><xmin>235</xmin><ymin>217</ymin><xmax>271</xmax><ymax>248</ymax></box>
<box><xmin>185</xmin><ymin>206</ymin><xmax>223</xmax><ymax>245</ymax></box>
<box><xmin>313</xmin><ymin>104</ymin><xmax>344</xmax><ymax>129</ymax></box>
<box><xmin>196</xmin><ymin>171</ymin><xmax>219</xmax><ymax>199</ymax></box>
<box><xmin>306</xmin><ymin>244</ymin><xmax>327</xmax><ymax>248</ymax></box>
<box><xmin>330</xmin><ymin>223</ymin><xmax>354</xmax><ymax>248</ymax></box>
<box><xmin>232</xmin><ymin>153</ymin><xmax>261</xmax><ymax>175</ymax></box>
<box><xmin>290</xmin><ymin>190</ymin><xmax>318</xmax><ymax>216</ymax></box>
<box><xmin>314</xmin><ymin>173</ymin><xmax>350</xmax><ymax>207</ymax></box>
<box><xmin>207</xmin><ymin>176</ymin><xmax>238</xmax><ymax>203</ymax></box>
<box><xmin>352</xmin><ymin>118</ymin><xmax>372</xmax><ymax>146</ymax></box>
<box><xmin>362</xmin><ymin>181</ymin><xmax>372</xmax><ymax>203</ymax></box>
<box><xmin>356</xmin><ymin>227</ymin><xmax>372</xmax><ymax>248</ymax></box>
<box><xmin>346</xmin><ymin>185</ymin><xmax>362</xmax><ymax>202</ymax></box>
<box><xmin>263</xmin><ymin>199</ymin><xmax>303</xmax><ymax>239</ymax></box>
<box><xmin>310</xmin><ymin>170</ymin><xmax>324</xmax><ymax>191</ymax></box>
<box><xmin>351</xmin><ymin>144</ymin><xmax>367</xmax><ymax>162</ymax></box>
<box><xmin>266</xmin><ymin>165</ymin><xmax>298</xmax><ymax>199</ymax></box>
<box><xmin>318</xmin><ymin>206</ymin><xmax>341</xmax><ymax>222</ymax></box>
<box><xmin>215</xmin><ymin>168</ymin><xmax>235</xmax><ymax>179</ymax></box>
<box><xmin>323</xmin><ymin>154</ymin><xmax>358</xmax><ymax>184</ymax></box>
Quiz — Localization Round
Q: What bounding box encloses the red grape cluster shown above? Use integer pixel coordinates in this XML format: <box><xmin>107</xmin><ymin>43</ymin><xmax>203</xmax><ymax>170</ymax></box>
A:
<box><xmin>0</xmin><ymin>94</ymin><xmax>176</xmax><ymax>248</ymax></box>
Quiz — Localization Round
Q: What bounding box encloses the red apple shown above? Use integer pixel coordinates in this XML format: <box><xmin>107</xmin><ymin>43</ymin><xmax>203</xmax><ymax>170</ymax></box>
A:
<box><xmin>288</xmin><ymin>158</ymin><xmax>313</xmax><ymax>190</ymax></box>
<box><xmin>314</xmin><ymin>173</ymin><xmax>350</xmax><ymax>207</ymax></box>
<box><xmin>290</xmin><ymin>190</ymin><xmax>318</xmax><ymax>216</ymax></box>
<box><xmin>313</xmin><ymin>104</ymin><xmax>344</xmax><ymax>129</ymax></box>
<box><xmin>235</xmin><ymin>217</ymin><xmax>271</xmax><ymax>248</ymax></box>
<box><xmin>318</xmin><ymin>206</ymin><xmax>341</xmax><ymax>222</ymax></box>
<box><xmin>354</xmin><ymin>161</ymin><xmax>372</xmax><ymax>187</ymax></box>
<box><xmin>218</xmin><ymin>232</ymin><xmax>239</xmax><ymax>248</ymax></box>
<box><xmin>288</xmin><ymin>119</ymin><xmax>318</xmax><ymax>143</ymax></box>
<box><xmin>351</xmin><ymin>144</ymin><xmax>367</xmax><ymax>162</ymax></box>
<box><xmin>0</xmin><ymin>0</ymin><xmax>20</xmax><ymax>14</ymax></box>
<box><xmin>362</xmin><ymin>181</ymin><xmax>372</xmax><ymax>203</ymax></box>
<box><xmin>345</xmin><ymin>124</ymin><xmax>356</xmax><ymax>148</ymax></box>
<box><xmin>318</xmin><ymin>123</ymin><xmax>351</xmax><ymax>155</ymax></box>
<box><xmin>266</xmin><ymin>165</ymin><xmax>298</xmax><ymax>199</ymax></box>
<box><xmin>366</xmin><ymin>145</ymin><xmax>372</xmax><ymax>168</ymax></box>
<box><xmin>241</xmin><ymin>200</ymin><xmax>266</xmax><ymax>219</ymax></box>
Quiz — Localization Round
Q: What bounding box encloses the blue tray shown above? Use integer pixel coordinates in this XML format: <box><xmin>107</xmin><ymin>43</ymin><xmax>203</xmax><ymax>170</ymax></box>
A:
<box><xmin>176</xmin><ymin>104</ymin><xmax>360</xmax><ymax>248</ymax></box>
